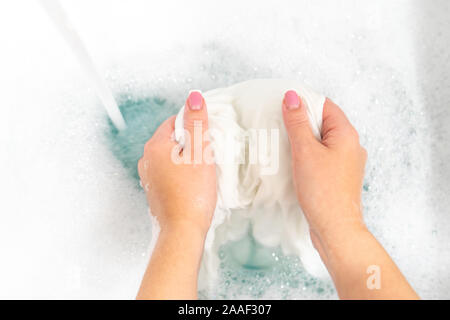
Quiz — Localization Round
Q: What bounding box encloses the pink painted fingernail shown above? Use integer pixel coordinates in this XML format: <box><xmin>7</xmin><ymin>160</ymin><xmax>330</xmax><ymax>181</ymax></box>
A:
<box><xmin>187</xmin><ymin>91</ymin><xmax>203</xmax><ymax>110</ymax></box>
<box><xmin>284</xmin><ymin>90</ymin><xmax>300</xmax><ymax>110</ymax></box>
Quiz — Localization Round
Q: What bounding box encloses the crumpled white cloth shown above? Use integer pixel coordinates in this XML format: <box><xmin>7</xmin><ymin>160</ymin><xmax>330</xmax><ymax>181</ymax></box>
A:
<box><xmin>166</xmin><ymin>79</ymin><xmax>328</xmax><ymax>290</ymax></box>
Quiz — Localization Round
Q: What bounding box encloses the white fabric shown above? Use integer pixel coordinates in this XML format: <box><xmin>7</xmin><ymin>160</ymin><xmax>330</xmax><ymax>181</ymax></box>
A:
<box><xmin>172</xmin><ymin>79</ymin><xmax>329</xmax><ymax>290</ymax></box>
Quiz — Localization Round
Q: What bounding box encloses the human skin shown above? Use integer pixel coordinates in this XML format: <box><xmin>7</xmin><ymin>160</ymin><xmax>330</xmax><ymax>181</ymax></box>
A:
<box><xmin>136</xmin><ymin>90</ymin><xmax>419</xmax><ymax>300</ymax></box>
<box><xmin>282</xmin><ymin>90</ymin><xmax>418</xmax><ymax>299</ymax></box>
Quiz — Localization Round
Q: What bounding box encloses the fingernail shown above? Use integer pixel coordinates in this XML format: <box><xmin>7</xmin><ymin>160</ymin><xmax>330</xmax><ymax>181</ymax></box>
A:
<box><xmin>284</xmin><ymin>90</ymin><xmax>300</xmax><ymax>110</ymax></box>
<box><xmin>187</xmin><ymin>91</ymin><xmax>203</xmax><ymax>110</ymax></box>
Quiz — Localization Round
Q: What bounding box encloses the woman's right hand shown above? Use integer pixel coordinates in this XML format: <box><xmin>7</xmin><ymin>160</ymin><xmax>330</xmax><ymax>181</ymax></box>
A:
<box><xmin>281</xmin><ymin>91</ymin><xmax>368</xmax><ymax>250</ymax></box>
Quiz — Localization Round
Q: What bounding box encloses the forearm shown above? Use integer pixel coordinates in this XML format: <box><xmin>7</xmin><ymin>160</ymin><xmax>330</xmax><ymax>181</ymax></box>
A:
<box><xmin>315</xmin><ymin>223</ymin><xmax>419</xmax><ymax>299</ymax></box>
<box><xmin>137</xmin><ymin>222</ymin><xmax>206</xmax><ymax>300</ymax></box>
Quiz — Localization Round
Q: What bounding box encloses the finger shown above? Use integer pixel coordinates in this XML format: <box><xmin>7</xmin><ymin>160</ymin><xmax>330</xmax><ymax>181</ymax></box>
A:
<box><xmin>321</xmin><ymin>98</ymin><xmax>357</xmax><ymax>147</ymax></box>
<box><xmin>183</xmin><ymin>91</ymin><xmax>209</xmax><ymax>163</ymax></box>
<box><xmin>282</xmin><ymin>90</ymin><xmax>319</xmax><ymax>152</ymax></box>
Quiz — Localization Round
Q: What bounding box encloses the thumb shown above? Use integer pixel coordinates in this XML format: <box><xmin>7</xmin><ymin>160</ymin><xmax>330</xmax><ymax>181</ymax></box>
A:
<box><xmin>282</xmin><ymin>90</ymin><xmax>318</xmax><ymax>152</ymax></box>
<box><xmin>183</xmin><ymin>91</ymin><xmax>209</xmax><ymax>163</ymax></box>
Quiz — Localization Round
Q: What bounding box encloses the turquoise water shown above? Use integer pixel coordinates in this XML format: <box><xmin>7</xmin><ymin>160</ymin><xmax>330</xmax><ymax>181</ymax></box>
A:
<box><xmin>105</xmin><ymin>95</ymin><xmax>335</xmax><ymax>299</ymax></box>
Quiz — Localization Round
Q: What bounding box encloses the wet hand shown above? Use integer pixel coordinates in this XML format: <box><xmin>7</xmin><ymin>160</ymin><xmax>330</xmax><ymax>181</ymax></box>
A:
<box><xmin>138</xmin><ymin>91</ymin><xmax>217</xmax><ymax>237</ymax></box>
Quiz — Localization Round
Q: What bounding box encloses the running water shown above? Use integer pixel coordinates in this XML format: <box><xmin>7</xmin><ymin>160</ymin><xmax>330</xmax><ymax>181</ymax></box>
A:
<box><xmin>39</xmin><ymin>0</ymin><xmax>126</xmax><ymax>130</ymax></box>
